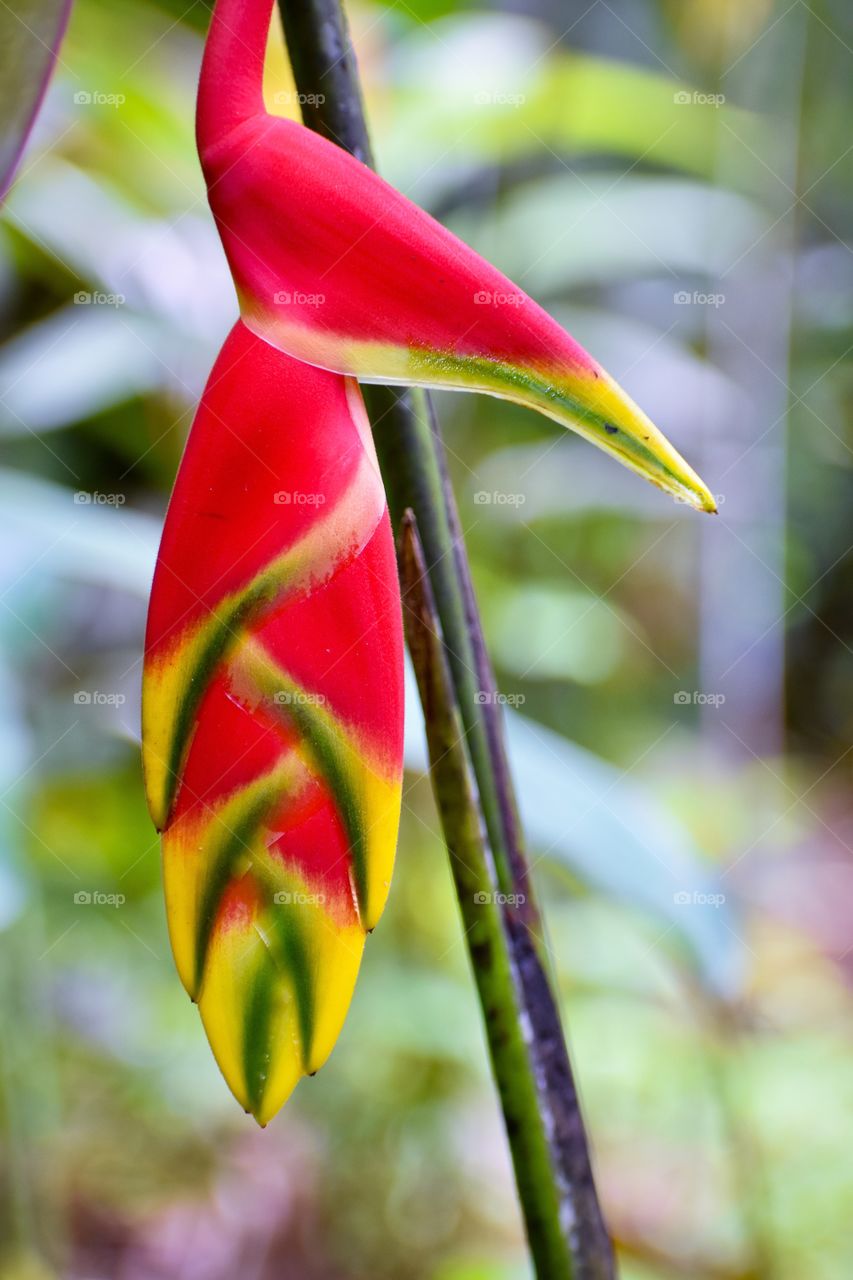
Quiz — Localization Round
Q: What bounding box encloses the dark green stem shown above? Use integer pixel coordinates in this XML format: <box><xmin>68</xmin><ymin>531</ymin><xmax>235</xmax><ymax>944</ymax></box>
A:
<box><xmin>400</xmin><ymin>514</ymin><xmax>577</xmax><ymax>1277</ymax></box>
<box><xmin>277</xmin><ymin>3</ymin><xmax>614</xmax><ymax>1275</ymax></box>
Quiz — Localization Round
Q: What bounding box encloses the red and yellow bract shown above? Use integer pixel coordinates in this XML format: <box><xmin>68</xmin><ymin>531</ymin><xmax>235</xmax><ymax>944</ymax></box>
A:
<box><xmin>197</xmin><ymin>0</ymin><xmax>716</xmax><ymax>513</ymax></box>
<box><xmin>143</xmin><ymin>323</ymin><xmax>403</xmax><ymax>1123</ymax></box>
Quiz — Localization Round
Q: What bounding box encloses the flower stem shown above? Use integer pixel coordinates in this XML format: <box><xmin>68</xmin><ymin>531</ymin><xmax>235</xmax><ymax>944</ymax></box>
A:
<box><xmin>277</xmin><ymin>4</ymin><xmax>614</xmax><ymax>1274</ymax></box>
<box><xmin>401</xmin><ymin>513</ymin><xmax>584</xmax><ymax>1279</ymax></box>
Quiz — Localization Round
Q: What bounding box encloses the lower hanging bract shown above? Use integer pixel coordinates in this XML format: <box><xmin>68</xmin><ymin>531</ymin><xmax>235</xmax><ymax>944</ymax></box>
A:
<box><xmin>142</xmin><ymin>321</ymin><xmax>404</xmax><ymax>1124</ymax></box>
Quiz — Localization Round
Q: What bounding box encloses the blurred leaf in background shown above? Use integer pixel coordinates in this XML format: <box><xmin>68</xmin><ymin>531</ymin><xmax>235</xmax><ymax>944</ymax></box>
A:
<box><xmin>0</xmin><ymin>0</ymin><xmax>72</xmax><ymax>200</ymax></box>
<box><xmin>1</xmin><ymin>0</ymin><xmax>852</xmax><ymax>1278</ymax></box>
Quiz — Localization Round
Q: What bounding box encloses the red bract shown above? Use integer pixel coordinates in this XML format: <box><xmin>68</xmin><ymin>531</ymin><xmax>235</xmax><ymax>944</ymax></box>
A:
<box><xmin>142</xmin><ymin>0</ymin><xmax>718</xmax><ymax>1123</ymax></box>
<box><xmin>143</xmin><ymin>323</ymin><xmax>404</xmax><ymax>1123</ymax></box>
<box><xmin>197</xmin><ymin>0</ymin><xmax>715</xmax><ymax>512</ymax></box>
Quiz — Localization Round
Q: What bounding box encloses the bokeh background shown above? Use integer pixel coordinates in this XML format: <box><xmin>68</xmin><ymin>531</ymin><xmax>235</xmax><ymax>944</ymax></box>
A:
<box><xmin>2</xmin><ymin>0</ymin><xmax>852</xmax><ymax>1276</ymax></box>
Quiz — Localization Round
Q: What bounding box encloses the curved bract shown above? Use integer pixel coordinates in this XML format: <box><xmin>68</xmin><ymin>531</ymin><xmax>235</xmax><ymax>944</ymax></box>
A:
<box><xmin>196</xmin><ymin>0</ymin><xmax>715</xmax><ymax>513</ymax></box>
<box><xmin>143</xmin><ymin>323</ymin><xmax>404</xmax><ymax>1123</ymax></box>
<box><xmin>143</xmin><ymin>0</ymin><xmax>717</xmax><ymax>1123</ymax></box>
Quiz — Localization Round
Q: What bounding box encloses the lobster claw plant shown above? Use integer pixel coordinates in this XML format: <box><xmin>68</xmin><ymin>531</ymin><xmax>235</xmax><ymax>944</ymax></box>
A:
<box><xmin>142</xmin><ymin>0</ymin><xmax>715</xmax><ymax>1124</ymax></box>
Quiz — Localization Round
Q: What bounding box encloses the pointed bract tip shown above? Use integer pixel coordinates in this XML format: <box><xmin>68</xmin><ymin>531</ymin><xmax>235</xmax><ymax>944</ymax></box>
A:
<box><xmin>673</xmin><ymin>471</ymin><xmax>717</xmax><ymax>515</ymax></box>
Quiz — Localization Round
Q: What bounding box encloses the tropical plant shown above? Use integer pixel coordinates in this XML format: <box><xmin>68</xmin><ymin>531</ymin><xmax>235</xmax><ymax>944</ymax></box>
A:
<box><xmin>10</xmin><ymin>0</ymin><xmax>849</xmax><ymax>1277</ymax></box>
<box><xmin>138</xmin><ymin>2</ymin><xmax>716</xmax><ymax>1275</ymax></box>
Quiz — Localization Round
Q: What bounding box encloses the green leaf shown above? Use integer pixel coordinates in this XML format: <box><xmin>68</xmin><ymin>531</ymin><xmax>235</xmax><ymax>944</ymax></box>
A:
<box><xmin>447</xmin><ymin>175</ymin><xmax>767</xmax><ymax>294</ymax></box>
<box><xmin>403</xmin><ymin>666</ymin><xmax>741</xmax><ymax>997</ymax></box>
<box><xmin>381</xmin><ymin>17</ymin><xmax>770</xmax><ymax>200</ymax></box>
<box><xmin>0</xmin><ymin>0</ymin><xmax>72</xmax><ymax>200</ymax></box>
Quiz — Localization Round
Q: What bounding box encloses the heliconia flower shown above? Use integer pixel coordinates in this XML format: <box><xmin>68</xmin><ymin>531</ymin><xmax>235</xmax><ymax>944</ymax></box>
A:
<box><xmin>0</xmin><ymin>0</ymin><xmax>73</xmax><ymax>201</ymax></box>
<box><xmin>142</xmin><ymin>321</ymin><xmax>404</xmax><ymax>1124</ymax></box>
<box><xmin>196</xmin><ymin>0</ymin><xmax>716</xmax><ymax>513</ymax></box>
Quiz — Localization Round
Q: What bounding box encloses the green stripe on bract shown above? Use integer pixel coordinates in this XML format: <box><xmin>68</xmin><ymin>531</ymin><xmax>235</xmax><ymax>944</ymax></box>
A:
<box><xmin>154</xmin><ymin>462</ymin><xmax>384</xmax><ymax>828</ymax></box>
<box><xmin>242</xmin><ymin>316</ymin><xmax>709</xmax><ymax>505</ymax></box>
<box><xmin>287</xmin><ymin>332</ymin><xmax>608</xmax><ymax>435</ymax></box>
<box><xmin>162</xmin><ymin>581</ymin><xmax>273</xmax><ymax>830</ymax></box>
<box><xmin>237</xmin><ymin>640</ymin><xmax>372</xmax><ymax>923</ymax></box>
<box><xmin>409</xmin><ymin>349</ymin><xmax>624</xmax><ymax>438</ymax></box>
<box><xmin>405</xmin><ymin>349</ymin><xmax>711</xmax><ymax>507</ymax></box>
<box><xmin>240</xmin><ymin>896</ymin><xmax>317</xmax><ymax>1119</ymax></box>
<box><xmin>188</xmin><ymin>773</ymin><xmax>323</xmax><ymax>1112</ymax></box>
<box><xmin>243</xmin><ymin>866</ymin><xmax>321</xmax><ymax>1113</ymax></box>
<box><xmin>242</xmin><ymin>963</ymin><xmax>277</xmax><ymax>1119</ymax></box>
<box><xmin>160</xmin><ymin>537</ymin><xmax>320</xmax><ymax>825</ymax></box>
<box><xmin>187</xmin><ymin>752</ymin><xmax>318</xmax><ymax>1012</ymax></box>
<box><xmin>331</xmin><ymin>334</ymin><xmax>708</xmax><ymax>508</ymax></box>
<box><xmin>256</xmin><ymin>879</ymin><xmax>316</xmax><ymax>1067</ymax></box>
<box><xmin>191</xmin><ymin>772</ymin><xmax>283</xmax><ymax>995</ymax></box>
